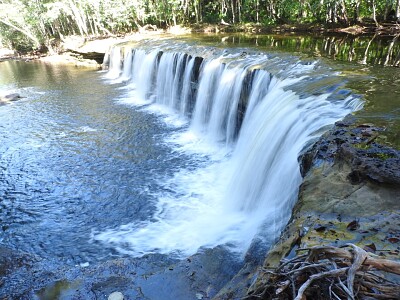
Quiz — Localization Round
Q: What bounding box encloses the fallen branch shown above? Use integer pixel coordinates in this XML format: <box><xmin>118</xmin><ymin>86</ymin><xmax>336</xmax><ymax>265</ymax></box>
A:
<box><xmin>294</xmin><ymin>268</ymin><xmax>348</xmax><ymax>300</ymax></box>
<box><xmin>246</xmin><ymin>244</ymin><xmax>400</xmax><ymax>299</ymax></box>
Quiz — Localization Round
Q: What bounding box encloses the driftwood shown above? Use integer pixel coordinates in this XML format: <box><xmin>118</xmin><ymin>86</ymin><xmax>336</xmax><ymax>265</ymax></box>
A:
<box><xmin>247</xmin><ymin>244</ymin><xmax>400</xmax><ymax>300</ymax></box>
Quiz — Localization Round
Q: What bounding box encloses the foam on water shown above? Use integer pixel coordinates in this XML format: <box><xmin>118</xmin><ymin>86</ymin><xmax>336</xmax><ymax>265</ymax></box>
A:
<box><xmin>94</xmin><ymin>42</ymin><xmax>363</xmax><ymax>257</ymax></box>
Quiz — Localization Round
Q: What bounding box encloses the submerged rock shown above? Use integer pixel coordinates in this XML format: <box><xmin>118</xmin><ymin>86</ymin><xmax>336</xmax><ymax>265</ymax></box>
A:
<box><xmin>0</xmin><ymin>93</ymin><xmax>22</xmax><ymax>104</ymax></box>
<box><xmin>0</xmin><ymin>246</ymin><xmax>242</xmax><ymax>300</ymax></box>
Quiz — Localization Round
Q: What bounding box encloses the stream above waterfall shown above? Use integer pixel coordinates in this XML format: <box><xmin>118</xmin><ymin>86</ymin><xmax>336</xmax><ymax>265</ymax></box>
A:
<box><xmin>0</xmin><ymin>34</ymin><xmax>398</xmax><ymax>267</ymax></box>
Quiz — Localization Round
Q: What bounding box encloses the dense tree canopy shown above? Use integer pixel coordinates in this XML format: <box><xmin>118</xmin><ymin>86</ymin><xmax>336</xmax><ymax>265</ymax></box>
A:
<box><xmin>1</xmin><ymin>0</ymin><xmax>399</xmax><ymax>52</ymax></box>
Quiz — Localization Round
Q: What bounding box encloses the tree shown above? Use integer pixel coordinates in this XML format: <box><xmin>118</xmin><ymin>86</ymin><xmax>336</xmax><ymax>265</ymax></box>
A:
<box><xmin>0</xmin><ymin>0</ymin><xmax>398</xmax><ymax>53</ymax></box>
<box><xmin>0</xmin><ymin>1</ymin><xmax>41</xmax><ymax>49</ymax></box>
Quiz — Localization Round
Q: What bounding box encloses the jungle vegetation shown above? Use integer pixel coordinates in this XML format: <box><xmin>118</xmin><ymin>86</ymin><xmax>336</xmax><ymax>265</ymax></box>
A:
<box><xmin>0</xmin><ymin>0</ymin><xmax>400</xmax><ymax>52</ymax></box>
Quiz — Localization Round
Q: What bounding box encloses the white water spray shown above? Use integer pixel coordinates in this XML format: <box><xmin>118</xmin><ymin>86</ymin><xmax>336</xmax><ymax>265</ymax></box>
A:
<box><xmin>95</xmin><ymin>43</ymin><xmax>363</xmax><ymax>257</ymax></box>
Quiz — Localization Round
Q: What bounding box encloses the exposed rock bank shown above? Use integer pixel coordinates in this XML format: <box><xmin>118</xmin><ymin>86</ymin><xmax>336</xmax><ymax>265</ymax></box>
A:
<box><xmin>0</xmin><ymin>48</ymin><xmax>15</xmax><ymax>61</ymax></box>
<box><xmin>244</xmin><ymin>115</ymin><xmax>400</xmax><ymax>299</ymax></box>
<box><xmin>1</xmin><ymin>34</ymin><xmax>158</xmax><ymax>68</ymax></box>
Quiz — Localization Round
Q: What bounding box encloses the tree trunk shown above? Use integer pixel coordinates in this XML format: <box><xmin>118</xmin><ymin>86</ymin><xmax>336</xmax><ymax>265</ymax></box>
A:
<box><xmin>353</xmin><ymin>0</ymin><xmax>361</xmax><ymax>23</ymax></box>
<box><xmin>230</xmin><ymin>0</ymin><xmax>235</xmax><ymax>23</ymax></box>
<box><xmin>67</xmin><ymin>0</ymin><xmax>88</xmax><ymax>36</ymax></box>
<box><xmin>340</xmin><ymin>0</ymin><xmax>349</xmax><ymax>25</ymax></box>
<box><xmin>256</xmin><ymin>0</ymin><xmax>259</xmax><ymax>23</ymax></box>
<box><xmin>194</xmin><ymin>0</ymin><xmax>199</xmax><ymax>23</ymax></box>
<box><xmin>371</xmin><ymin>0</ymin><xmax>379</xmax><ymax>27</ymax></box>
<box><xmin>396</xmin><ymin>0</ymin><xmax>400</xmax><ymax>19</ymax></box>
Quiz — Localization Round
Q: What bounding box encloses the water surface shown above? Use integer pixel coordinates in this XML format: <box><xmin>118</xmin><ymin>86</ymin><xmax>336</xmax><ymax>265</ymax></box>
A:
<box><xmin>0</xmin><ymin>34</ymin><xmax>398</xmax><ymax>266</ymax></box>
<box><xmin>0</xmin><ymin>61</ymin><xmax>191</xmax><ymax>264</ymax></box>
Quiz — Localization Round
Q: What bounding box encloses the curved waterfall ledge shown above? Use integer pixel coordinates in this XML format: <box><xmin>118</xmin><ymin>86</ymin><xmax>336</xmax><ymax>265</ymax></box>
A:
<box><xmin>1</xmin><ymin>39</ymin><xmax>399</xmax><ymax>300</ymax></box>
<box><xmin>95</xmin><ymin>39</ymin><xmax>364</xmax><ymax>259</ymax></box>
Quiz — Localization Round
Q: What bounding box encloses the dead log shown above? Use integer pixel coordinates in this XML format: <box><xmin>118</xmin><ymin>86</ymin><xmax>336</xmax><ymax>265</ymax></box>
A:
<box><xmin>246</xmin><ymin>244</ymin><xmax>400</xmax><ymax>300</ymax></box>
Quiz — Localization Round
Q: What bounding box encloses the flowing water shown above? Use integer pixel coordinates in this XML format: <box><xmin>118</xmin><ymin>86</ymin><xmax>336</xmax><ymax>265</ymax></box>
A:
<box><xmin>0</xmin><ymin>34</ymin><xmax>398</xmax><ymax>266</ymax></box>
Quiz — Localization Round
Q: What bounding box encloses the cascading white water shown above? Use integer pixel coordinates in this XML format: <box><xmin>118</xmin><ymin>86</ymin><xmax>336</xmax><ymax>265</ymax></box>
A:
<box><xmin>105</xmin><ymin>46</ymin><xmax>122</xmax><ymax>79</ymax></box>
<box><xmin>180</xmin><ymin>56</ymin><xmax>196</xmax><ymax>115</ymax></box>
<box><xmin>120</xmin><ymin>49</ymin><xmax>133</xmax><ymax>81</ymax></box>
<box><xmin>129</xmin><ymin>49</ymin><xmax>159</xmax><ymax>103</ymax></box>
<box><xmin>96</xmin><ymin>42</ymin><xmax>363</xmax><ymax>257</ymax></box>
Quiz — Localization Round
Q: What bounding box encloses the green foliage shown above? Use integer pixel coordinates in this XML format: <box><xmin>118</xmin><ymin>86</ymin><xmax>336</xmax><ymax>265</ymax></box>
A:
<box><xmin>0</xmin><ymin>0</ymin><xmax>398</xmax><ymax>52</ymax></box>
<box><xmin>0</xmin><ymin>23</ymin><xmax>35</xmax><ymax>51</ymax></box>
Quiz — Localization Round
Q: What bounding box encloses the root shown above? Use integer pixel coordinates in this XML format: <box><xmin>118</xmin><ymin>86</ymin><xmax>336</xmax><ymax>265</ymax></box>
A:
<box><xmin>246</xmin><ymin>244</ymin><xmax>400</xmax><ymax>299</ymax></box>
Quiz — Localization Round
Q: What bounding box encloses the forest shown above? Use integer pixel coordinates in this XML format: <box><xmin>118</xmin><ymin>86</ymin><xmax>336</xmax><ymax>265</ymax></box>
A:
<box><xmin>1</xmin><ymin>0</ymin><xmax>400</xmax><ymax>52</ymax></box>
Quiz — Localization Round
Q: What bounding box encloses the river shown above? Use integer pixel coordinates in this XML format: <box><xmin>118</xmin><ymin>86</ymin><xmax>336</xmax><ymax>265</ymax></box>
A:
<box><xmin>0</xmin><ymin>33</ymin><xmax>398</xmax><ymax>269</ymax></box>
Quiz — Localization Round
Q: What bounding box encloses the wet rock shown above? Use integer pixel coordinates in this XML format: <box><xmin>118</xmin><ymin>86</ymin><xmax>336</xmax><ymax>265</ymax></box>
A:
<box><xmin>108</xmin><ymin>291</ymin><xmax>124</xmax><ymax>300</ymax></box>
<box><xmin>250</xmin><ymin>115</ymin><xmax>400</xmax><ymax>297</ymax></box>
<box><xmin>0</xmin><ymin>246</ymin><xmax>38</xmax><ymax>278</ymax></box>
<box><xmin>0</xmin><ymin>93</ymin><xmax>22</xmax><ymax>104</ymax></box>
<box><xmin>339</xmin><ymin>143</ymin><xmax>400</xmax><ymax>185</ymax></box>
<box><xmin>212</xmin><ymin>238</ymin><xmax>272</xmax><ymax>299</ymax></box>
<box><xmin>0</xmin><ymin>246</ymin><xmax>242</xmax><ymax>300</ymax></box>
<box><xmin>299</xmin><ymin>115</ymin><xmax>400</xmax><ymax>185</ymax></box>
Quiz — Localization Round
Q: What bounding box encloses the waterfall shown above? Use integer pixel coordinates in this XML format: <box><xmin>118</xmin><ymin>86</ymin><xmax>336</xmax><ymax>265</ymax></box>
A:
<box><xmin>95</xmin><ymin>42</ymin><xmax>363</xmax><ymax>257</ymax></box>
<box><xmin>104</xmin><ymin>46</ymin><xmax>122</xmax><ymax>79</ymax></box>
<box><xmin>120</xmin><ymin>49</ymin><xmax>133</xmax><ymax>81</ymax></box>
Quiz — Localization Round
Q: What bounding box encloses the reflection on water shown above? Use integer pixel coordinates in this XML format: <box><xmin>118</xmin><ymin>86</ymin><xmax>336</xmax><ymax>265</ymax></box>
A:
<box><xmin>189</xmin><ymin>33</ymin><xmax>400</xmax><ymax>67</ymax></box>
<box><xmin>182</xmin><ymin>33</ymin><xmax>399</xmax><ymax>148</ymax></box>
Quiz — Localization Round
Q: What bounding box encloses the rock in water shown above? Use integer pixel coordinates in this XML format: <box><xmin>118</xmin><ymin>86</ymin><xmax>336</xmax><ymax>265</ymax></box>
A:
<box><xmin>108</xmin><ymin>291</ymin><xmax>124</xmax><ymax>300</ymax></box>
<box><xmin>0</xmin><ymin>93</ymin><xmax>21</xmax><ymax>102</ymax></box>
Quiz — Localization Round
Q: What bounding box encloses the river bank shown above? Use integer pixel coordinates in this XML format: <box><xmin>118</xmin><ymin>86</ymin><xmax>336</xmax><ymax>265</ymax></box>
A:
<box><xmin>1</xmin><ymin>21</ymin><xmax>399</xmax><ymax>67</ymax></box>
<box><xmin>0</xmin><ymin>33</ymin><xmax>157</xmax><ymax>68</ymax></box>
<box><xmin>245</xmin><ymin>116</ymin><xmax>400</xmax><ymax>299</ymax></box>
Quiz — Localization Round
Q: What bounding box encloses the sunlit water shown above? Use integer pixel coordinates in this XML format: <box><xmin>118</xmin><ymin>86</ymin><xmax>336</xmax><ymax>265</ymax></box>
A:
<box><xmin>0</xmin><ymin>62</ymin><xmax>191</xmax><ymax>264</ymax></box>
<box><xmin>0</xmin><ymin>35</ymin><xmax>397</xmax><ymax>266</ymax></box>
<box><xmin>93</xmin><ymin>40</ymin><xmax>362</xmax><ymax>258</ymax></box>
